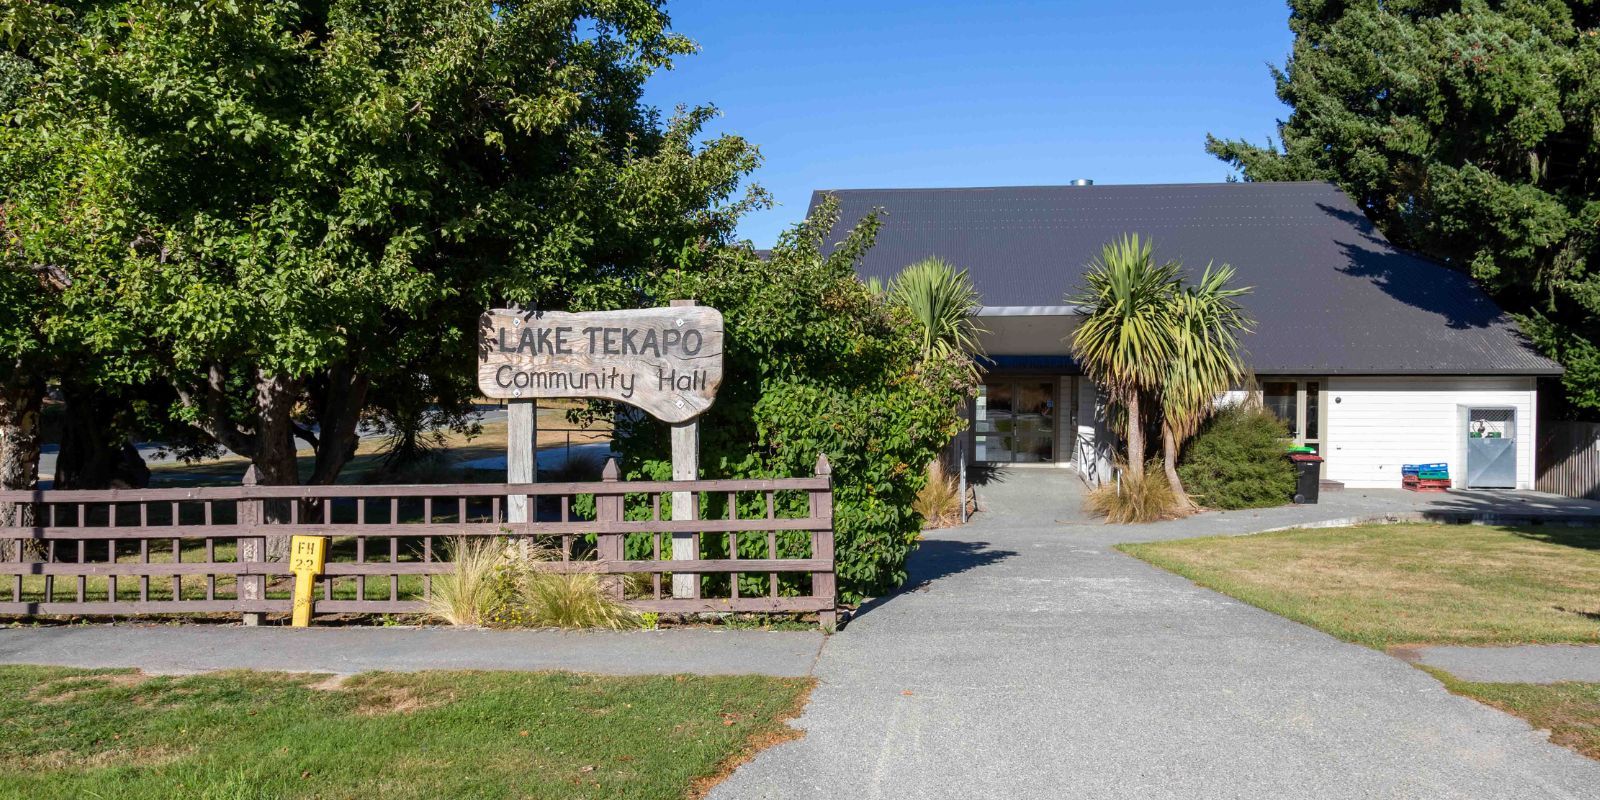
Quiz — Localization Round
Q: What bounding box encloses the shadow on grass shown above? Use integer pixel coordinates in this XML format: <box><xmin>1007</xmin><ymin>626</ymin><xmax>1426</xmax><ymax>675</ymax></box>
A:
<box><xmin>1506</xmin><ymin>526</ymin><xmax>1600</xmax><ymax>552</ymax></box>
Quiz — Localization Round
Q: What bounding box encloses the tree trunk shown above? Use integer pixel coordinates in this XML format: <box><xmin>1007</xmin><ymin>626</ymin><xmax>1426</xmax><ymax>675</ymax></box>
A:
<box><xmin>250</xmin><ymin>372</ymin><xmax>304</xmax><ymax>562</ymax></box>
<box><xmin>0</xmin><ymin>377</ymin><xmax>45</xmax><ymax>559</ymax></box>
<box><xmin>1124</xmin><ymin>391</ymin><xmax>1145</xmax><ymax>481</ymax></box>
<box><xmin>307</xmin><ymin>364</ymin><xmax>370</xmax><ymax>486</ymax></box>
<box><xmin>54</xmin><ymin>383</ymin><xmax>150</xmax><ymax>490</ymax></box>
<box><xmin>1162</xmin><ymin>420</ymin><xmax>1194</xmax><ymax>510</ymax></box>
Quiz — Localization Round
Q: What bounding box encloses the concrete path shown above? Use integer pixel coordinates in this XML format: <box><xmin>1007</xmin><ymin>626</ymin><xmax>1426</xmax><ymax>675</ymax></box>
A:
<box><xmin>0</xmin><ymin>626</ymin><xmax>823</xmax><ymax>678</ymax></box>
<box><xmin>1114</xmin><ymin>483</ymin><xmax>1600</xmax><ymax>544</ymax></box>
<box><xmin>1402</xmin><ymin>645</ymin><xmax>1600</xmax><ymax>684</ymax></box>
<box><xmin>711</xmin><ymin>469</ymin><xmax>1600</xmax><ymax>799</ymax></box>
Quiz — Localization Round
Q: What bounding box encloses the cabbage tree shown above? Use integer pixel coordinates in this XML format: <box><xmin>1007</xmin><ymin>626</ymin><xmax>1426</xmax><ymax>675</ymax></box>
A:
<box><xmin>1068</xmin><ymin>235</ymin><xmax>1180</xmax><ymax>482</ymax></box>
<box><xmin>889</xmin><ymin>256</ymin><xmax>986</xmax><ymax>377</ymax></box>
<box><xmin>1160</xmin><ymin>264</ymin><xmax>1253</xmax><ymax>508</ymax></box>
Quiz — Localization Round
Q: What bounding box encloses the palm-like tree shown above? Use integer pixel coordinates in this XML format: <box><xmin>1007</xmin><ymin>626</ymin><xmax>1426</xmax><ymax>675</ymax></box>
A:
<box><xmin>889</xmin><ymin>256</ymin><xmax>986</xmax><ymax>375</ymax></box>
<box><xmin>1068</xmin><ymin>234</ymin><xmax>1180</xmax><ymax>482</ymax></box>
<box><xmin>1159</xmin><ymin>263</ymin><xmax>1253</xmax><ymax>508</ymax></box>
<box><xmin>889</xmin><ymin>257</ymin><xmax>986</xmax><ymax>509</ymax></box>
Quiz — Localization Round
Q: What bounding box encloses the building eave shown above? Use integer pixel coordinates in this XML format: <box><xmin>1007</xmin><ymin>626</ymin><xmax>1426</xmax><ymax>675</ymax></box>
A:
<box><xmin>975</xmin><ymin>305</ymin><xmax>1087</xmax><ymax>317</ymax></box>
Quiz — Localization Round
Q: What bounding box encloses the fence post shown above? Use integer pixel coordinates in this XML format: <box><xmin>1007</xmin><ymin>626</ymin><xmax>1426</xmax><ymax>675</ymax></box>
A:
<box><xmin>810</xmin><ymin>454</ymin><xmax>836</xmax><ymax>630</ymax></box>
<box><xmin>958</xmin><ymin>438</ymin><xmax>968</xmax><ymax>524</ymax></box>
<box><xmin>596</xmin><ymin>458</ymin><xmax>625</xmax><ymax>600</ymax></box>
<box><xmin>238</xmin><ymin>466</ymin><xmax>267</xmax><ymax>626</ymax></box>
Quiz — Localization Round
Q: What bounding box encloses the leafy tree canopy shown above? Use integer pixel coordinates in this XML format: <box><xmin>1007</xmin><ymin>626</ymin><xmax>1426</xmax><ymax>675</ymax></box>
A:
<box><xmin>1</xmin><ymin>0</ymin><xmax>764</xmax><ymax>487</ymax></box>
<box><xmin>611</xmin><ymin>197</ymin><xmax>976</xmax><ymax>602</ymax></box>
<box><xmin>1207</xmin><ymin>0</ymin><xmax>1600</xmax><ymax>415</ymax></box>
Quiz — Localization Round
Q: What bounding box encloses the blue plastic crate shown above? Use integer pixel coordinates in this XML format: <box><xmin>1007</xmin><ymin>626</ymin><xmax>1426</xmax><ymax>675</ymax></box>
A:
<box><xmin>1402</xmin><ymin>463</ymin><xmax>1449</xmax><ymax>476</ymax></box>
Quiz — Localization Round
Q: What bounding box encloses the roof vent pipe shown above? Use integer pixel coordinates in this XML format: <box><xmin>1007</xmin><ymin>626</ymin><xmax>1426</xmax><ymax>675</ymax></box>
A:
<box><xmin>1069</xmin><ymin>179</ymin><xmax>1094</xmax><ymax>186</ymax></box>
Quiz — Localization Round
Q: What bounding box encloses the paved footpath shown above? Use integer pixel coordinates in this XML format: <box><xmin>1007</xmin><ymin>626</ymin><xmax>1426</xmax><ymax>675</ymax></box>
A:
<box><xmin>711</xmin><ymin>470</ymin><xmax>1600</xmax><ymax>800</ymax></box>
<box><xmin>1404</xmin><ymin>645</ymin><xmax>1600</xmax><ymax>684</ymax></box>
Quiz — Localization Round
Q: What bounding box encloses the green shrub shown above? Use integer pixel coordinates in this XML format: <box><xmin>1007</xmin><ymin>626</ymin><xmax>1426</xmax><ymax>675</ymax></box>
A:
<box><xmin>612</xmin><ymin>197</ymin><xmax>975</xmax><ymax>603</ymax></box>
<box><xmin>1178</xmin><ymin>406</ymin><xmax>1297</xmax><ymax>509</ymax></box>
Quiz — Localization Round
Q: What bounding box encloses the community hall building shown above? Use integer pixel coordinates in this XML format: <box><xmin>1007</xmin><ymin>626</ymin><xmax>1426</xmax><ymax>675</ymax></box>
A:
<box><xmin>816</xmin><ymin>181</ymin><xmax>1563</xmax><ymax>490</ymax></box>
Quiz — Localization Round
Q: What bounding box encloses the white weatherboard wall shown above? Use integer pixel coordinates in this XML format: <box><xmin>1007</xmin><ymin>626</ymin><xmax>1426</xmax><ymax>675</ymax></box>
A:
<box><xmin>1324</xmin><ymin>376</ymin><xmax>1536</xmax><ymax>489</ymax></box>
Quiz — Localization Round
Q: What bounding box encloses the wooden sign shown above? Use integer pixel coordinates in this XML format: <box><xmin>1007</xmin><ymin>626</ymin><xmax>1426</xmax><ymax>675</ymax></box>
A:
<box><xmin>289</xmin><ymin>535</ymin><xmax>328</xmax><ymax>628</ymax></box>
<box><xmin>478</xmin><ymin>306</ymin><xmax>724</xmax><ymax>423</ymax></box>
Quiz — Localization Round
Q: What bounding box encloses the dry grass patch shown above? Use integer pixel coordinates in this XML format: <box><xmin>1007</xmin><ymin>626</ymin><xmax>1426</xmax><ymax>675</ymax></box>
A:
<box><xmin>342</xmin><ymin>674</ymin><xmax>457</xmax><ymax>716</ymax></box>
<box><xmin>29</xmin><ymin>671</ymin><xmax>151</xmax><ymax>704</ymax></box>
<box><xmin>11</xmin><ymin>744</ymin><xmax>184</xmax><ymax>772</ymax></box>
<box><xmin>1118</xmin><ymin>523</ymin><xmax>1600</xmax><ymax>647</ymax></box>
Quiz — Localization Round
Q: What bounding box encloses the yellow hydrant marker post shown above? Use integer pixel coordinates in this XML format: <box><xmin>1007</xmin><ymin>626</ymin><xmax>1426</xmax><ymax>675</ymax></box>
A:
<box><xmin>289</xmin><ymin>535</ymin><xmax>328</xmax><ymax>627</ymax></box>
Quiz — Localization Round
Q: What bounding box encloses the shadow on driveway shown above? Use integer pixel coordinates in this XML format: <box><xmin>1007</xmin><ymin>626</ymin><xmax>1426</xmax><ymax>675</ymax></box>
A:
<box><xmin>849</xmin><ymin>538</ymin><xmax>1018</xmax><ymax>623</ymax></box>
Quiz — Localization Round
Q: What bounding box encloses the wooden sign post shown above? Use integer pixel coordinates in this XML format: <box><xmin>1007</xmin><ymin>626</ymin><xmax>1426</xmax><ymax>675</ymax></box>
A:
<box><xmin>668</xmin><ymin>300</ymin><xmax>700</xmax><ymax>599</ymax></box>
<box><xmin>506</xmin><ymin>400</ymin><xmax>535</xmax><ymax>524</ymax></box>
<box><xmin>479</xmin><ymin>303</ymin><xmax>723</xmax><ymax>600</ymax></box>
<box><xmin>289</xmin><ymin>535</ymin><xmax>328</xmax><ymax>627</ymax></box>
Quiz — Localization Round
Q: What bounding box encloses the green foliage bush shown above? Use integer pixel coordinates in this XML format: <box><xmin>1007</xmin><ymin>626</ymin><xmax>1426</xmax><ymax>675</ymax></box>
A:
<box><xmin>611</xmin><ymin>198</ymin><xmax>974</xmax><ymax>603</ymax></box>
<box><xmin>1177</xmin><ymin>406</ymin><xmax>1296</xmax><ymax>510</ymax></box>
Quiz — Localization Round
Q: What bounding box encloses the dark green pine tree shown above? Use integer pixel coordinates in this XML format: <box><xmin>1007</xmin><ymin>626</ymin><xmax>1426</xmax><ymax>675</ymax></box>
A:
<box><xmin>1208</xmin><ymin>0</ymin><xmax>1600</xmax><ymax>415</ymax></box>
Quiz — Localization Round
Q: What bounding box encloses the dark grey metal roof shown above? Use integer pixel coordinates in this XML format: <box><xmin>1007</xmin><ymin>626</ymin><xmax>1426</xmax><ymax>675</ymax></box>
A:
<box><xmin>811</xmin><ymin>182</ymin><xmax>1562</xmax><ymax>375</ymax></box>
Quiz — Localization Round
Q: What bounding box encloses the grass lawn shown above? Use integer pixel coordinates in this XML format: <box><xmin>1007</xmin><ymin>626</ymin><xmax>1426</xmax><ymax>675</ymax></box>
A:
<box><xmin>1422</xmin><ymin>669</ymin><xmax>1600</xmax><ymax>760</ymax></box>
<box><xmin>0</xmin><ymin>665</ymin><xmax>811</xmax><ymax>800</ymax></box>
<box><xmin>1120</xmin><ymin>523</ymin><xmax>1600</xmax><ymax>762</ymax></box>
<box><xmin>1117</xmin><ymin>523</ymin><xmax>1600</xmax><ymax>648</ymax></box>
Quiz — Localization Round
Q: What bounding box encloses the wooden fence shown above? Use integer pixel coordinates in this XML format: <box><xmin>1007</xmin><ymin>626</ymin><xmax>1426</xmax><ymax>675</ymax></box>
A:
<box><xmin>0</xmin><ymin>456</ymin><xmax>836</xmax><ymax>628</ymax></box>
<box><xmin>1536</xmin><ymin>421</ymin><xmax>1600</xmax><ymax>501</ymax></box>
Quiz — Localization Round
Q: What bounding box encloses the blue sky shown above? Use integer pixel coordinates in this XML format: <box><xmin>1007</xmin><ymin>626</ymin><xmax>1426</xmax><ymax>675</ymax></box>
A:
<box><xmin>644</xmin><ymin>1</ymin><xmax>1296</xmax><ymax>247</ymax></box>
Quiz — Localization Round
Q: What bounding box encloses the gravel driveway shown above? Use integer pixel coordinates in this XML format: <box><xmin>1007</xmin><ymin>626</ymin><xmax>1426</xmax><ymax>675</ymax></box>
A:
<box><xmin>710</xmin><ymin>469</ymin><xmax>1600</xmax><ymax>799</ymax></box>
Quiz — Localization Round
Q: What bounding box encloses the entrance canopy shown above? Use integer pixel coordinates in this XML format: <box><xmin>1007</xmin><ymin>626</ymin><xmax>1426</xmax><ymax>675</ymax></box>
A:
<box><xmin>977</xmin><ymin>311</ymin><xmax>1082</xmax><ymax>361</ymax></box>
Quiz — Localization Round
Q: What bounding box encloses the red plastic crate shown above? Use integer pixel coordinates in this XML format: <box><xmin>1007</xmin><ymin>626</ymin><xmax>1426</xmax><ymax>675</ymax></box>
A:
<box><xmin>1402</xmin><ymin>475</ymin><xmax>1452</xmax><ymax>492</ymax></box>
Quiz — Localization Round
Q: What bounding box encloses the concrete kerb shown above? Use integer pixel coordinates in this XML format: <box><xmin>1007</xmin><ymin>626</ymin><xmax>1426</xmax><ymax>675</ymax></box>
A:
<box><xmin>1254</xmin><ymin>510</ymin><xmax>1600</xmax><ymax>535</ymax></box>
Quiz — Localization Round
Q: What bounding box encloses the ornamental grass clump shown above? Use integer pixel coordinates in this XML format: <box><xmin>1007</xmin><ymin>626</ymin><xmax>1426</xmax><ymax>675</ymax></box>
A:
<box><xmin>422</xmin><ymin>537</ymin><xmax>508</xmax><ymax>627</ymax></box>
<box><xmin>1085</xmin><ymin>463</ymin><xmax>1179</xmax><ymax>524</ymax></box>
<box><xmin>522</xmin><ymin>571</ymin><xmax>639</xmax><ymax>630</ymax></box>
<box><xmin>912</xmin><ymin>464</ymin><xmax>962</xmax><ymax>528</ymax></box>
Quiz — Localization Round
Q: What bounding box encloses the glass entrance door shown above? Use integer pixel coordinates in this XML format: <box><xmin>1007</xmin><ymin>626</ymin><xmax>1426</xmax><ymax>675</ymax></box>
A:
<box><xmin>974</xmin><ymin>380</ymin><xmax>1055</xmax><ymax>463</ymax></box>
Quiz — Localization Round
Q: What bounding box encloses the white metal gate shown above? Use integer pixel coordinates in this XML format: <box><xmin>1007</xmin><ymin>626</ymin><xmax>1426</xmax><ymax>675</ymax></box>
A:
<box><xmin>1465</xmin><ymin>408</ymin><xmax>1517</xmax><ymax>489</ymax></box>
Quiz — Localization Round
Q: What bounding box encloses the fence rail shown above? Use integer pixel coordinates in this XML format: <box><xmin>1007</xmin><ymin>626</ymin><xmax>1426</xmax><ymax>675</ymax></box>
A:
<box><xmin>1536</xmin><ymin>421</ymin><xmax>1600</xmax><ymax>501</ymax></box>
<box><xmin>0</xmin><ymin>456</ymin><xmax>836</xmax><ymax>628</ymax></box>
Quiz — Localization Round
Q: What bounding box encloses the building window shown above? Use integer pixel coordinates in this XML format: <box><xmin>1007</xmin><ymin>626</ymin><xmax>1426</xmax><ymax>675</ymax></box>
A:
<box><xmin>1263</xmin><ymin>382</ymin><xmax>1298</xmax><ymax>438</ymax></box>
<box><xmin>1261</xmin><ymin>379</ymin><xmax>1326</xmax><ymax>452</ymax></box>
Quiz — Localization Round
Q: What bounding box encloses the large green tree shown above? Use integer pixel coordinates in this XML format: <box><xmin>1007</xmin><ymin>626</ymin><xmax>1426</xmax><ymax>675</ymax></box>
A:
<box><xmin>1207</xmin><ymin>0</ymin><xmax>1600</xmax><ymax>415</ymax></box>
<box><xmin>611</xmin><ymin>198</ymin><xmax>977</xmax><ymax>602</ymax></box>
<box><xmin>1</xmin><ymin>1</ymin><xmax>762</xmax><ymax>502</ymax></box>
